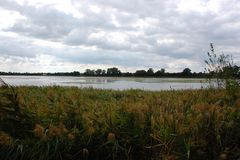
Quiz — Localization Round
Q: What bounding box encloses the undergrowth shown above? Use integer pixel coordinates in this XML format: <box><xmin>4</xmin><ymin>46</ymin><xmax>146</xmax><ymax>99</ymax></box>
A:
<box><xmin>0</xmin><ymin>86</ymin><xmax>240</xmax><ymax>160</ymax></box>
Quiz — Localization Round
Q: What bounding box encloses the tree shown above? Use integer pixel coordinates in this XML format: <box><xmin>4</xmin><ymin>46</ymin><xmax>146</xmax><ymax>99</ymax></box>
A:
<box><xmin>222</xmin><ymin>65</ymin><xmax>240</xmax><ymax>79</ymax></box>
<box><xmin>147</xmin><ymin>68</ymin><xmax>154</xmax><ymax>76</ymax></box>
<box><xmin>107</xmin><ymin>67</ymin><xmax>121</xmax><ymax>76</ymax></box>
<box><xmin>134</xmin><ymin>70</ymin><xmax>147</xmax><ymax>77</ymax></box>
<box><xmin>102</xmin><ymin>70</ymin><xmax>106</xmax><ymax>76</ymax></box>
<box><xmin>182</xmin><ymin>68</ymin><xmax>191</xmax><ymax>77</ymax></box>
<box><xmin>95</xmin><ymin>69</ymin><xmax>102</xmax><ymax>76</ymax></box>
<box><xmin>84</xmin><ymin>69</ymin><xmax>95</xmax><ymax>76</ymax></box>
<box><xmin>204</xmin><ymin>43</ymin><xmax>239</xmax><ymax>88</ymax></box>
<box><xmin>160</xmin><ymin>68</ymin><xmax>165</xmax><ymax>74</ymax></box>
<box><xmin>155</xmin><ymin>68</ymin><xmax>165</xmax><ymax>77</ymax></box>
<box><xmin>72</xmin><ymin>71</ymin><xmax>80</xmax><ymax>76</ymax></box>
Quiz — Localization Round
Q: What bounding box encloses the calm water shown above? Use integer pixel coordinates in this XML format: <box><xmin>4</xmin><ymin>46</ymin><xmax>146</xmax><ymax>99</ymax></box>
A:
<box><xmin>0</xmin><ymin>76</ymin><xmax>208</xmax><ymax>91</ymax></box>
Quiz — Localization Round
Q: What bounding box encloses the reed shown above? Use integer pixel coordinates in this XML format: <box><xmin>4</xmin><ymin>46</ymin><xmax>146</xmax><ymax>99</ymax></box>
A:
<box><xmin>0</xmin><ymin>86</ymin><xmax>240</xmax><ymax>159</ymax></box>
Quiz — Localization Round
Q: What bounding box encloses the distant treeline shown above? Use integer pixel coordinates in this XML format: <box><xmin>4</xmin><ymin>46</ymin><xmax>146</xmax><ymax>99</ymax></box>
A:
<box><xmin>81</xmin><ymin>67</ymin><xmax>206</xmax><ymax>78</ymax></box>
<box><xmin>0</xmin><ymin>66</ymin><xmax>239</xmax><ymax>78</ymax></box>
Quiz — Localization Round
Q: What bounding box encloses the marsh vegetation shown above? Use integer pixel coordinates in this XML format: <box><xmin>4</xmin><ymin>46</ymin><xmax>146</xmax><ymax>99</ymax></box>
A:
<box><xmin>0</xmin><ymin>85</ymin><xmax>240</xmax><ymax>159</ymax></box>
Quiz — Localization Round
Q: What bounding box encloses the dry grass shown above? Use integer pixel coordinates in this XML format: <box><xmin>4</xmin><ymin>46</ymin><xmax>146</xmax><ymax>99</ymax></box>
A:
<box><xmin>0</xmin><ymin>86</ymin><xmax>240</xmax><ymax>159</ymax></box>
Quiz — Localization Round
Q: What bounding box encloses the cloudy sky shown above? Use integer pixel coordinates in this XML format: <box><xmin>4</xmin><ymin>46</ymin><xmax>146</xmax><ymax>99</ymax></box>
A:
<box><xmin>0</xmin><ymin>0</ymin><xmax>240</xmax><ymax>73</ymax></box>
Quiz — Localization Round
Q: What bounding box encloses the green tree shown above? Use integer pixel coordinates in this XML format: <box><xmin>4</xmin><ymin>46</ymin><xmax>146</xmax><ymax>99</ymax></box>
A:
<box><xmin>155</xmin><ymin>68</ymin><xmax>165</xmax><ymax>77</ymax></box>
<box><xmin>182</xmin><ymin>68</ymin><xmax>191</xmax><ymax>77</ymax></box>
<box><xmin>160</xmin><ymin>68</ymin><xmax>165</xmax><ymax>74</ymax></box>
<box><xmin>84</xmin><ymin>69</ymin><xmax>95</xmax><ymax>76</ymax></box>
<box><xmin>134</xmin><ymin>70</ymin><xmax>147</xmax><ymax>77</ymax></box>
<box><xmin>72</xmin><ymin>71</ymin><xmax>80</xmax><ymax>76</ymax></box>
<box><xmin>205</xmin><ymin>43</ymin><xmax>239</xmax><ymax>100</ymax></box>
<box><xmin>147</xmin><ymin>68</ymin><xmax>154</xmax><ymax>77</ymax></box>
<box><xmin>95</xmin><ymin>69</ymin><xmax>102</xmax><ymax>76</ymax></box>
<box><xmin>102</xmin><ymin>70</ymin><xmax>106</xmax><ymax>76</ymax></box>
<box><xmin>222</xmin><ymin>65</ymin><xmax>240</xmax><ymax>79</ymax></box>
<box><xmin>107</xmin><ymin>67</ymin><xmax>121</xmax><ymax>76</ymax></box>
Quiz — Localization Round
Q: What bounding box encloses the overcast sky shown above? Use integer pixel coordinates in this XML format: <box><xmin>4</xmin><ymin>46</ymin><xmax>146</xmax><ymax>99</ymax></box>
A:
<box><xmin>0</xmin><ymin>0</ymin><xmax>240</xmax><ymax>73</ymax></box>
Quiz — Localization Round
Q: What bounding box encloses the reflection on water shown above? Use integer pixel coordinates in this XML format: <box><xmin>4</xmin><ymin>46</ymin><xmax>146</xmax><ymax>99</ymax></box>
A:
<box><xmin>0</xmin><ymin>76</ymin><xmax>209</xmax><ymax>91</ymax></box>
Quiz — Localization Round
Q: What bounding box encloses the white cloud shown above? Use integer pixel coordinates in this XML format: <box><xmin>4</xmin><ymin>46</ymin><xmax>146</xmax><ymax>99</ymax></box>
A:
<box><xmin>177</xmin><ymin>0</ymin><xmax>220</xmax><ymax>13</ymax></box>
<box><xmin>0</xmin><ymin>9</ymin><xmax>25</xmax><ymax>29</ymax></box>
<box><xmin>0</xmin><ymin>0</ymin><xmax>240</xmax><ymax>73</ymax></box>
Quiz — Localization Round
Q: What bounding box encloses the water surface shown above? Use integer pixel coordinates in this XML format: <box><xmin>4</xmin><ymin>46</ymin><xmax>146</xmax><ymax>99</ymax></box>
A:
<box><xmin>0</xmin><ymin>76</ymin><xmax>208</xmax><ymax>91</ymax></box>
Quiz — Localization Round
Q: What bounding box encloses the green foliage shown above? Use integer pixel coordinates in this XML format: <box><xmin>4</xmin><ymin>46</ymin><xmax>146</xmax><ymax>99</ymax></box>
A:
<box><xmin>205</xmin><ymin>43</ymin><xmax>238</xmax><ymax>84</ymax></box>
<box><xmin>84</xmin><ymin>69</ymin><xmax>96</xmax><ymax>76</ymax></box>
<box><xmin>107</xmin><ymin>67</ymin><xmax>122</xmax><ymax>76</ymax></box>
<box><xmin>225</xmin><ymin>79</ymin><xmax>240</xmax><ymax>101</ymax></box>
<box><xmin>182</xmin><ymin>68</ymin><xmax>191</xmax><ymax>77</ymax></box>
<box><xmin>147</xmin><ymin>68</ymin><xmax>154</xmax><ymax>77</ymax></box>
<box><xmin>134</xmin><ymin>70</ymin><xmax>147</xmax><ymax>77</ymax></box>
<box><xmin>205</xmin><ymin>43</ymin><xmax>240</xmax><ymax>100</ymax></box>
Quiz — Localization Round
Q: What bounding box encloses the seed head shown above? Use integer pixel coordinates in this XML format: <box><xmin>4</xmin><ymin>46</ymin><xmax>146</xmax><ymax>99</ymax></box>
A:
<box><xmin>33</xmin><ymin>124</ymin><xmax>45</xmax><ymax>138</ymax></box>
<box><xmin>0</xmin><ymin>131</ymin><xmax>12</xmax><ymax>146</ymax></box>
<box><xmin>107</xmin><ymin>132</ymin><xmax>116</xmax><ymax>141</ymax></box>
<box><xmin>48</xmin><ymin>124</ymin><xmax>61</xmax><ymax>138</ymax></box>
<box><xmin>67</xmin><ymin>133</ymin><xmax>75</xmax><ymax>141</ymax></box>
<box><xmin>219</xmin><ymin>153</ymin><xmax>227</xmax><ymax>160</ymax></box>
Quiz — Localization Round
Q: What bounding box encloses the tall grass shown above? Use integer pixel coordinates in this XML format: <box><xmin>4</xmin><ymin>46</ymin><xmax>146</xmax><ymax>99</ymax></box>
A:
<box><xmin>0</xmin><ymin>86</ymin><xmax>240</xmax><ymax>159</ymax></box>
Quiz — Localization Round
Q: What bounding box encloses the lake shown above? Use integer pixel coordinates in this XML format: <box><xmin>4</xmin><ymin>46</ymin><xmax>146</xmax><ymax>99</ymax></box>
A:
<box><xmin>0</xmin><ymin>76</ymin><xmax>208</xmax><ymax>91</ymax></box>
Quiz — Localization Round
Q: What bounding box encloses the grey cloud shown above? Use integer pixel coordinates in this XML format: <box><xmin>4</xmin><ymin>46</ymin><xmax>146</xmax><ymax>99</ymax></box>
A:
<box><xmin>64</xmin><ymin>29</ymin><xmax>91</xmax><ymax>45</ymax></box>
<box><xmin>60</xmin><ymin>51</ymin><xmax>136</xmax><ymax>66</ymax></box>
<box><xmin>0</xmin><ymin>34</ymin><xmax>150</xmax><ymax>68</ymax></box>
<box><xmin>0</xmin><ymin>0</ymin><xmax>240</xmax><ymax>72</ymax></box>
<box><xmin>73</xmin><ymin>0</ymin><xmax>177</xmax><ymax>18</ymax></box>
<box><xmin>0</xmin><ymin>0</ymin><xmax>21</xmax><ymax>11</ymax></box>
<box><xmin>0</xmin><ymin>35</ymin><xmax>37</xmax><ymax>58</ymax></box>
<box><xmin>4</xmin><ymin>5</ymin><xmax>78</xmax><ymax>40</ymax></box>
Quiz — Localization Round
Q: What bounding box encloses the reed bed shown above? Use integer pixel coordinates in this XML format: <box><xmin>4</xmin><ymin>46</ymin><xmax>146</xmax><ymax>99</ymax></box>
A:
<box><xmin>0</xmin><ymin>86</ymin><xmax>240</xmax><ymax>159</ymax></box>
